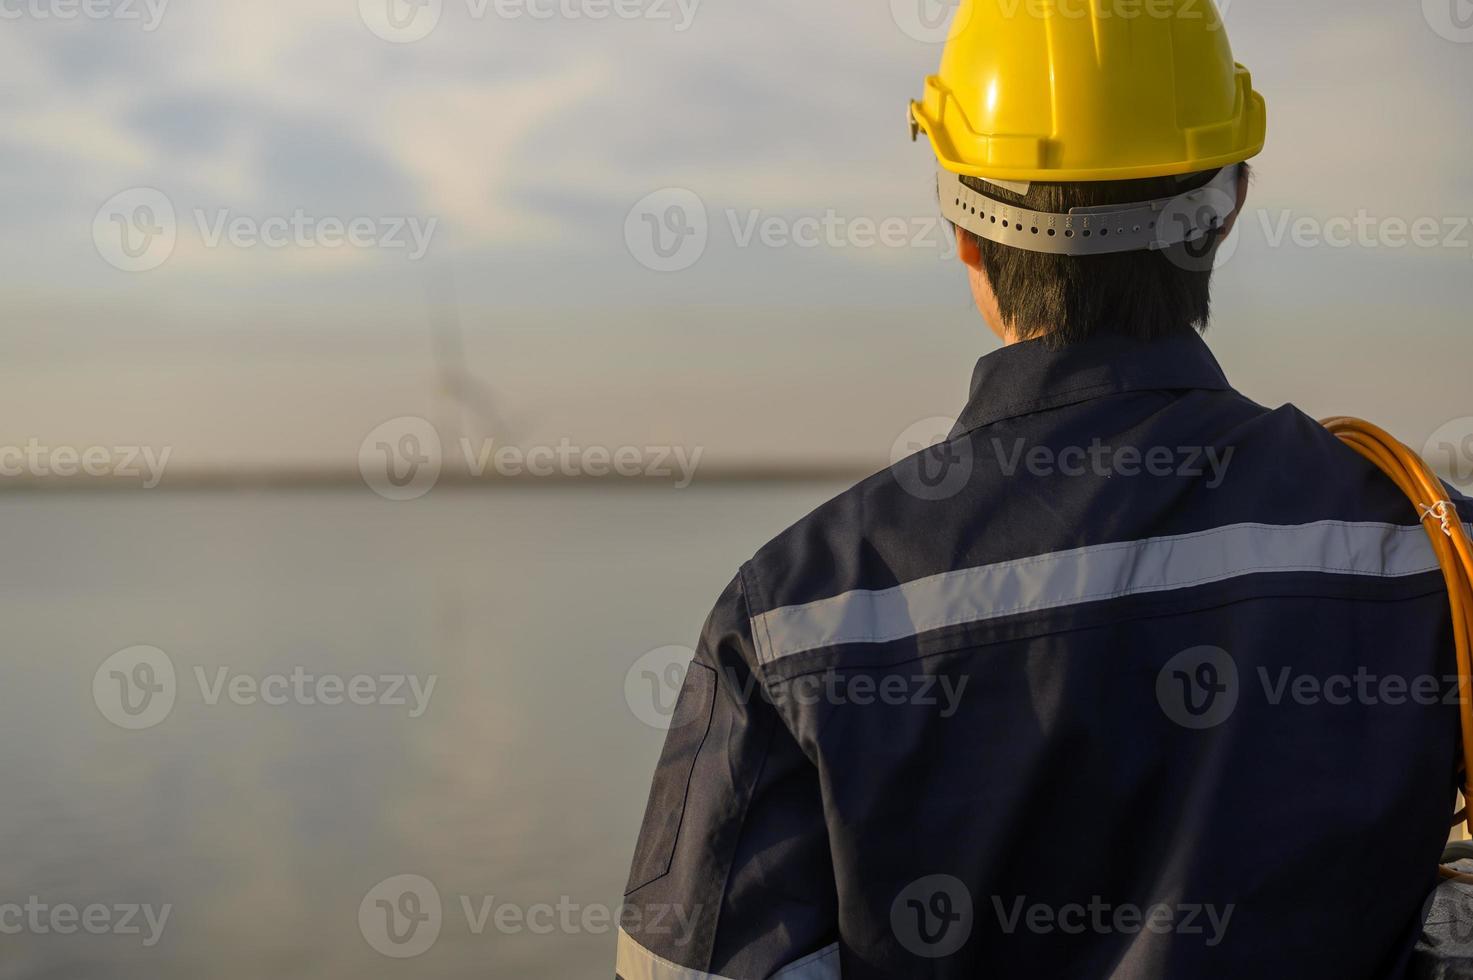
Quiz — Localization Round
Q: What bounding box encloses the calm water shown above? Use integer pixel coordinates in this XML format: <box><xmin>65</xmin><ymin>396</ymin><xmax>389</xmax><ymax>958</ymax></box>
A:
<box><xmin>0</xmin><ymin>483</ymin><xmax>846</xmax><ymax>978</ymax></box>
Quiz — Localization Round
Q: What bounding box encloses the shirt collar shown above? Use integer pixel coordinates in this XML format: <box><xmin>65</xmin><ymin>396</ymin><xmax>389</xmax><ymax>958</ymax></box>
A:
<box><xmin>953</xmin><ymin>330</ymin><xmax>1233</xmax><ymax>436</ymax></box>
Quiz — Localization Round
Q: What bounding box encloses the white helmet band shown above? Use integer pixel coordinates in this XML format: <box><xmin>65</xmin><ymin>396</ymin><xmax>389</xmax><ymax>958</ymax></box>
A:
<box><xmin>939</xmin><ymin>164</ymin><xmax>1241</xmax><ymax>257</ymax></box>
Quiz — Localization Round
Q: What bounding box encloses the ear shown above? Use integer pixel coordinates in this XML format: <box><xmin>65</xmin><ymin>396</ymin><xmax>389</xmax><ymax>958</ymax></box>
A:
<box><xmin>956</xmin><ymin>228</ymin><xmax>982</xmax><ymax>269</ymax></box>
<box><xmin>1221</xmin><ymin>165</ymin><xmax>1250</xmax><ymax>239</ymax></box>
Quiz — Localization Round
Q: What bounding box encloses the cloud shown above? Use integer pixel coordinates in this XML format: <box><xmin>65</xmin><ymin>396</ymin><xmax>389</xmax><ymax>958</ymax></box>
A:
<box><xmin>1</xmin><ymin>0</ymin><xmax>1471</xmax><ymax>465</ymax></box>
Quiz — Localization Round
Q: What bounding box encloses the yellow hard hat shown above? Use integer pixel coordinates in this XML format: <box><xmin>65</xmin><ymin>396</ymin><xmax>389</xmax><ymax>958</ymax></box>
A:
<box><xmin>910</xmin><ymin>0</ymin><xmax>1267</xmax><ymax>184</ymax></box>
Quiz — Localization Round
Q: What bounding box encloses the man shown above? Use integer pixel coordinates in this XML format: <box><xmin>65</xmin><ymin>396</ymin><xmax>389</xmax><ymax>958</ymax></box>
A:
<box><xmin>617</xmin><ymin>2</ymin><xmax>1465</xmax><ymax>977</ymax></box>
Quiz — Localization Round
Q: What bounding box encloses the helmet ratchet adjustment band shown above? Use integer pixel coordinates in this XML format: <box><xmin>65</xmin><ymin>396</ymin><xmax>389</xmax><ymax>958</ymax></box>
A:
<box><xmin>936</xmin><ymin>164</ymin><xmax>1242</xmax><ymax>257</ymax></box>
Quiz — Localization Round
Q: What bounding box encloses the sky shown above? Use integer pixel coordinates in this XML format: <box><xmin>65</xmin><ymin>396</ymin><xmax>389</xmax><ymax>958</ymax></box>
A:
<box><xmin>1</xmin><ymin>0</ymin><xmax>1471</xmax><ymax>473</ymax></box>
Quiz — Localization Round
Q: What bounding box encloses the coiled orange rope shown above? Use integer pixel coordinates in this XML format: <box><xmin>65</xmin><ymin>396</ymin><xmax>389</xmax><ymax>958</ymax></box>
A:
<box><xmin>1323</xmin><ymin>417</ymin><xmax>1473</xmax><ymax>881</ymax></box>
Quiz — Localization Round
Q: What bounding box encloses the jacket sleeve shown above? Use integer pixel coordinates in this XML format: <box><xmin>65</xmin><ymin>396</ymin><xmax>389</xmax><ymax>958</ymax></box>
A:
<box><xmin>617</xmin><ymin>572</ymin><xmax>840</xmax><ymax>980</ymax></box>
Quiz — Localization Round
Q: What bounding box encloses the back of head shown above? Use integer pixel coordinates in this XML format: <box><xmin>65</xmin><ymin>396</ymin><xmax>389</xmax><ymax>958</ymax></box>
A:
<box><xmin>956</xmin><ymin>167</ymin><xmax>1243</xmax><ymax>344</ymax></box>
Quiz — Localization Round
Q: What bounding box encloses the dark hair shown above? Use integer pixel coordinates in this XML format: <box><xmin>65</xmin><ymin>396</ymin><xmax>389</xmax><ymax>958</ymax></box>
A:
<box><xmin>955</xmin><ymin>164</ymin><xmax>1247</xmax><ymax>345</ymax></box>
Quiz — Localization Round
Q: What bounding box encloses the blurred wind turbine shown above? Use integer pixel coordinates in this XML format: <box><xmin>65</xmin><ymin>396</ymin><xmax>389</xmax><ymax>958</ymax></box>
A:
<box><xmin>424</xmin><ymin>266</ymin><xmax>528</xmax><ymax>470</ymax></box>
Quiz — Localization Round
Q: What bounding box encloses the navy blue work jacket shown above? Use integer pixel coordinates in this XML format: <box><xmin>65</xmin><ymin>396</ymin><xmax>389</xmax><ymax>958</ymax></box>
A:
<box><xmin>619</xmin><ymin>331</ymin><xmax>1467</xmax><ymax>980</ymax></box>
